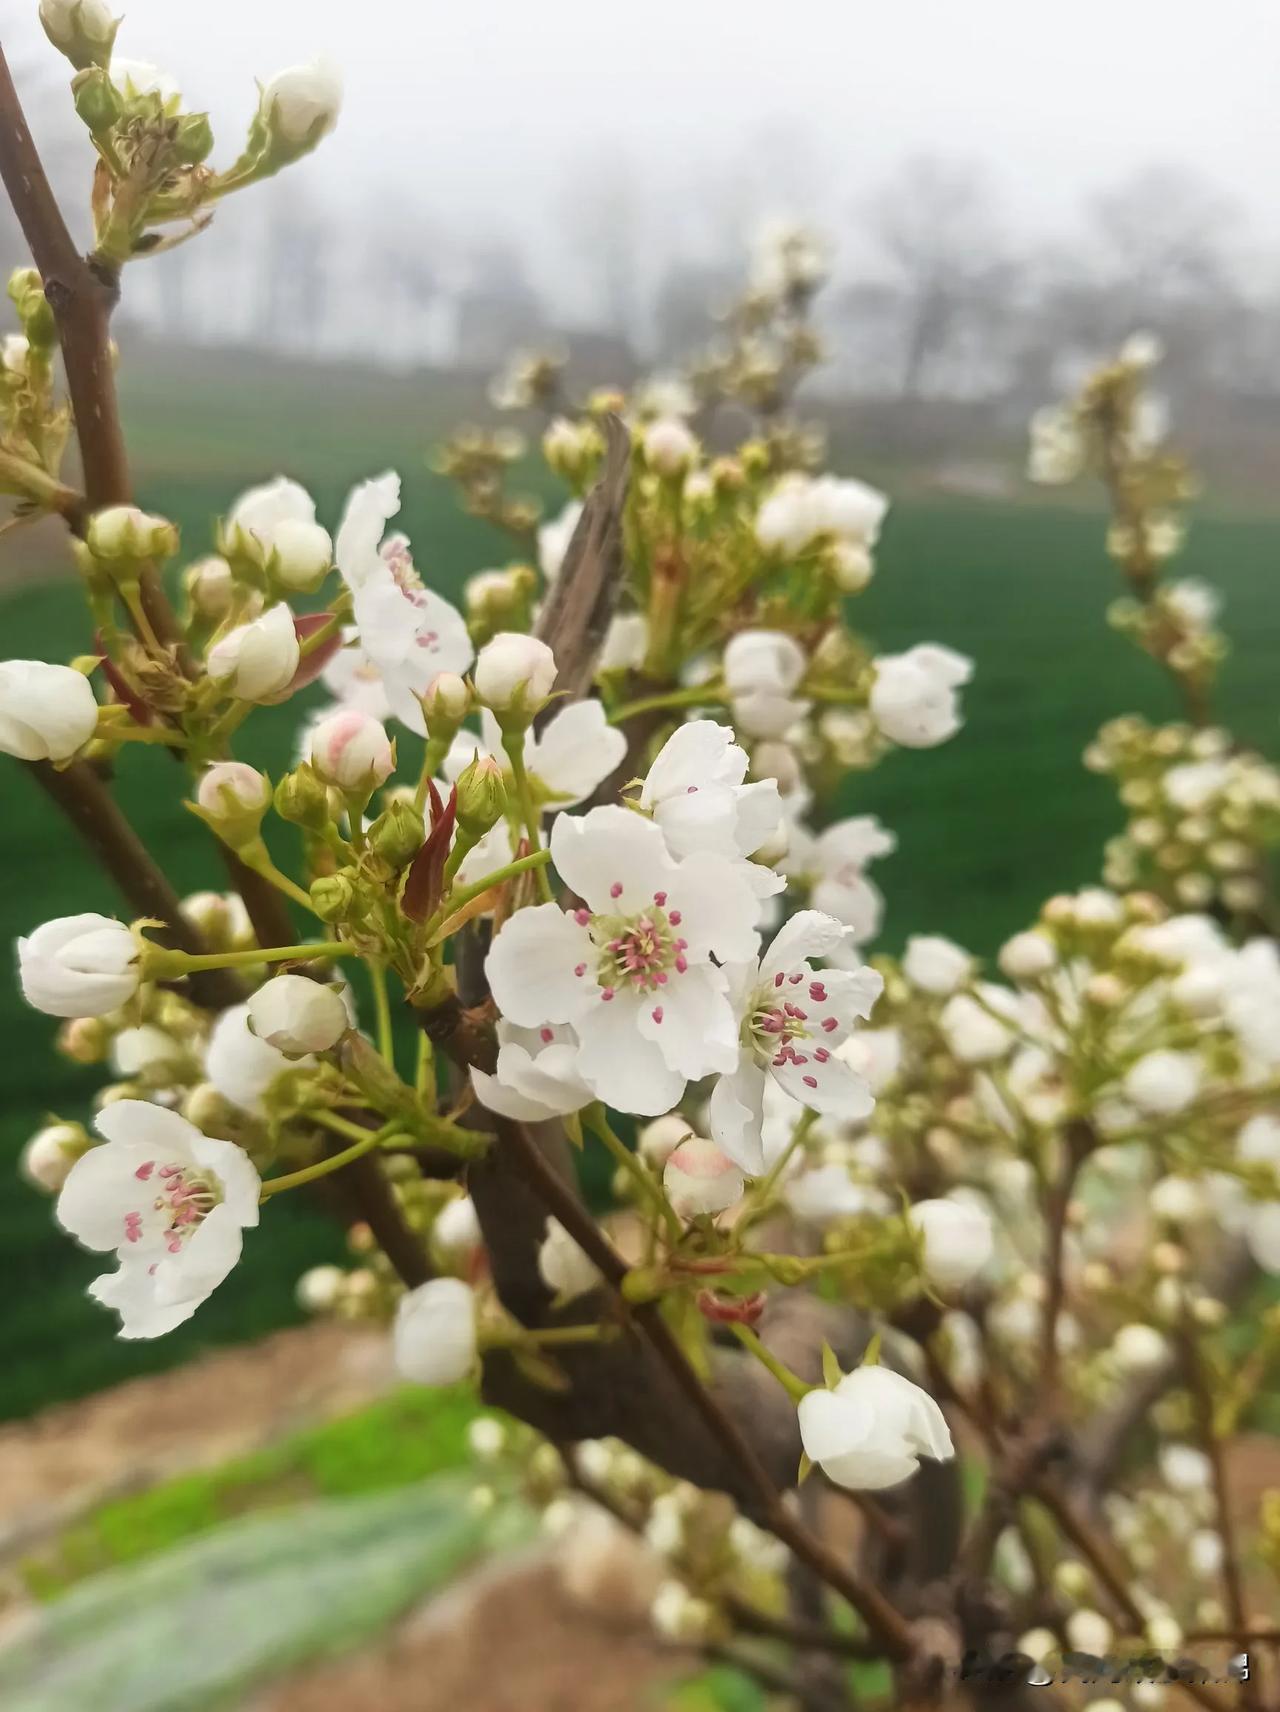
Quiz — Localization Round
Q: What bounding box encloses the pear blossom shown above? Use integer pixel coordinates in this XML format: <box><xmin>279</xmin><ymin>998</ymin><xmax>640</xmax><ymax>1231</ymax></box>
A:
<box><xmin>56</xmin><ymin>1101</ymin><xmax>260</xmax><ymax>1338</ymax></box>
<box><xmin>335</xmin><ymin>473</ymin><xmax>473</xmax><ymax>735</ymax></box>
<box><xmin>197</xmin><ymin>760</ymin><xmax>271</xmax><ymax>818</ymax></box>
<box><xmin>755</xmin><ymin>473</ymin><xmax>887</xmax><ymax>559</ymax></box>
<box><xmin>296</xmin><ymin>1264</ymin><xmax>346</xmax><ymax>1313</ymax></box>
<box><xmin>783</xmin><ymin>816</ymin><xmax>895</xmax><ymax>943</ymax></box>
<box><xmin>939</xmin><ymin>989</ymin><xmax>1017</xmax><ymax>1064</ymax></box>
<box><xmin>903</xmin><ymin>935</ymin><xmax>972</xmax><ymax>996</ymax></box>
<box><xmin>908</xmin><ymin>1197</ymin><xmax>994</xmax><ymax>1290</ymax></box>
<box><xmin>109</xmin><ymin>57</ymin><xmax>179</xmax><ymax>102</ymax></box>
<box><xmin>538</xmin><ymin>1217</ymin><xmax>602</xmax><ymax>1299</ymax></box>
<box><xmin>869</xmin><ymin>645</ymin><xmax>972</xmax><ymax>748</ymax></box>
<box><xmin>638</xmin><ymin>721</ymin><xmax>783</xmax><ymax>879</ymax></box>
<box><xmin>226</xmin><ymin>475</ymin><xmax>332</xmax><ymax>591</ymax></box>
<box><xmin>206</xmin><ymin>601</ymin><xmax>300</xmax><ymax>701</ymax></box>
<box><xmin>998</xmin><ymin>931</ymin><xmax>1057</xmax><ymax>981</ymax></box>
<box><xmin>319</xmin><ymin>629</ymin><xmax>393</xmax><ymax>719</ymax></box>
<box><xmin>206</xmin><ymin>1002</ymin><xmax>310</xmax><ymax>1115</ymax></box>
<box><xmin>310</xmin><ymin>707</ymin><xmax>395</xmax><ymax>792</ymax></box>
<box><xmin>1123</xmin><ymin>1049</ymin><xmax>1201</xmax><ymax>1117</ymax></box>
<box><xmin>248</xmin><ymin>974</ymin><xmax>350</xmax><ymax>1057</ymax></box>
<box><xmin>837</xmin><ymin>1026</ymin><xmax>902</xmax><ymax>1095</ymax></box>
<box><xmin>723</xmin><ymin>630</ymin><xmax>810</xmax><ymax>739</ymax></box>
<box><xmin>39</xmin><ymin>0</ymin><xmax>116</xmax><ymax>62</ymax></box>
<box><xmin>663</xmin><ymin>1135</ymin><xmax>745</xmax><ymax>1219</ymax></box>
<box><xmin>445</xmin><ymin>702</ymin><xmax>625</xmax><ymax>810</ymax></box>
<box><xmin>709</xmin><ymin>911</ymin><xmax>882</xmax><ymax>1174</ymax></box>
<box><xmin>485</xmin><ymin>806</ymin><xmax>765</xmax><ymax>1116</ymax></box>
<box><xmin>599</xmin><ymin>612</ymin><xmax>649</xmax><ymax>674</ymax></box>
<box><xmin>470</xmin><ymin>1020</ymin><xmax>593</xmax><ymax>1121</ymax></box>
<box><xmin>474</xmin><ymin>632</ymin><xmax>558</xmax><ymax>712</ymax></box>
<box><xmin>798</xmin><ymin>1363</ymin><xmax>954</xmax><ymax>1491</ymax></box>
<box><xmin>262</xmin><ymin>58</ymin><xmax>343</xmax><ymax>148</ymax></box>
<box><xmin>393</xmin><ymin>1277</ymin><xmax>477</xmax><ymax>1384</ymax></box>
<box><xmin>21</xmin><ymin>1121</ymin><xmax>87</xmax><ymax>1193</ymax></box>
<box><xmin>111</xmin><ymin>1024</ymin><xmax>181</xmax><ymax>1078</ymax></box>
<box><xmin>18</xmin><ymin>912</ymin><xmax>140</xmax><ymax>1017</ymax></box>
<box><xmin>0</xmin><ymin>660</ymin><xmax>99</xmax><ymax>763</ymax></box>
<box><xmin>643</xmin><ymin>418</ymin><xmax>699</xmax><ymax>475</ymax></box>
<box><xmin>434</xmin><ymin>1194</ymin><xmax>483</xmax><ymax>1259</ymax></box>
<box><xmin>1112</xmin><ymin>1323</ymin><xmax>1169</xmax><ymax>1372</ymax></box>
<box><xmin>538</xmin><ymin>499</ymin><xmax>582</xmax><ymax>582</ymax></box>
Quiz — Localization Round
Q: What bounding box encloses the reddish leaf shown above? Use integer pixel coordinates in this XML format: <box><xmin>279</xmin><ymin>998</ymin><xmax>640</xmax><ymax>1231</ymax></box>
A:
<box><xmin>93</xmin><ymin>632</ymin><xmax>153</xmax><ymax>725</ymax></box>
<box><xmin>402</xmin><ymin>783</ymin><xmax>458</xmax><ymax>922</ymax></box>
<box><xmin>285</xmin><ymin>613</ymin><xmax>345</xmax><ymax>693</ymax></box>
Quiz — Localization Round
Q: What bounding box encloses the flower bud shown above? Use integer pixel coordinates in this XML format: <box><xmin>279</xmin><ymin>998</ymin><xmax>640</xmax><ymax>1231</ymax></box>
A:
<box><xmin>908</xmin><ymin>1197</ymin><xmax>995</xmax><ymax>1290</ymax></box>
<box><xmin>998</xmin><ymin>930</ymin><xmax>1056</xmax><ymax>981</ymax></box>
<box><xmin>9</xmin><ymin>269</ymin><xmax>57</xmax><ymax>347</ymax></box>
<box><xmin>538</xmin><ymin>1217</ymin><xmax>602</xmax><ymax>1300</ymax></box>
<box><xmin>268</xmin><ymin>518</ymin><xmax>333</xmax><ymax>593</ymax></box>
<box><xmin>638</xmin><ymin>1113</ymin><xmax>692</xmax><ymax>1169</ymax></box>
<box><xmin>473</xmin><ymin>632</ymin><xmax>557</xmax><ymax>719</ymax></box>
<box><xmin>206</xmin><ymin>602</ymin><xmax>300</xmax><ymax>702</ymax></box>
<box><xmin>248</xmin><ymin>973</ymin><xmax>349</xmax><ymax>1057</ymax></box>
<box><xmin>260</xmin><ymin>59</ymin><xmax>342</xmax><ymax>157</ymax></box>
<box><xmin>310</xmin><ymin>871</ymin><xmax>357</xmax><ymax>923</ymax></box>
<box><xmin>310</xmin><ymin>707</ymin><xmax>395</xmax><ymax>794</ymax></box>
<box><xmin>464</xmin><ymin>567</ymin><xmax>537</xmax><ymax>637</ymax></box>
<box><xmin>542</xmin><ymin>416</ymin><xmax>603</xmax><ymax>485</ymax></box>
<box><xmin>0</xmin><ymin>660</ymin><xmax>99</xmax><ymax>762</ymax></box>
<box><xmin>40</xmin><ymin>0</ymin><xmax>118</xmax><ymax>70</ymax></box>
<box><xmin>393</xmin><ymin>1277</ymin><xmax>477</xmax><ymax>1385</ymax></box>
<box><xmin>111</xmin><ymin>1023</ymin><xmax>183</xmax><ymax>1079</ymax></box>
<box><xmin>172</xmin><ymin>110</ymin><xmax>214</xmax><ymax>164</ymax></box>
<box><xmin>368</xmin><ymin>798</ymin><xmax>425</xmax><ymax>869</ymax></box>
<box><xmin>184</xmin><ymin>555</ymin><xmax>235</xmax><ymax>621</ymax></box>
<box><xmin>181</xmin><ymin>891</ymin><xmax>253</xmax><ymax>951</ymax></box>
<box><xmin>86</xmin><ymin>504</ymin><xmax>178</xmax><ymax>563</ymax></box>
<box><xmin>194</xmin><ymin>761</ymin><xmax>271</xmax><ymax>848</ymax></box>
<box><xmin>57</xmin><ymin>1014</ymin><xmax>109</xmax><ymax>1063</ymax></box>
<box><xmin>664</xmin><ymin>1136</ymin><xmax>744</xmax><ymax>1220</ymax></box>
<box><xmin>1113</xmin><ymin>1322</ymin><xmax>1168</xmax><ymax>1373</ymax></box>
<box><xmin>17</xmin><ymin>912</ymin><xmax>140</xmax><ymax>1018</ymax></box>
<box><xmin>434</xmin><ymin>1194</ymin><xmax>482</xmax><ymax>1259</ymax></box>
<box><xmin>21</xmin><ymin>1120</ymin><xmax>90</xmax><ymax>1193</ymax></box>
<box><xmin>423</xmin><ymin>671</ymin><xmax>471</xmax><ymax>740</ymax></box>
<box><xmin>454</xmin><ymin>754</ymin><xmax>507</xmax><ymax>837</ymax></box>
<box><xmin>296</xmin><ymin>1263</ymin><xmax>346</xmax><ymax>1313</ymax></box>
<box><xmin>642</xmin><ymin>417</ymin><xmax>699</xmax><ymax>477</ymax></box>
<box><xmin>274</xmin><ymin>762</ymin><xmax>330</xmax><ymax>830</ymax></box>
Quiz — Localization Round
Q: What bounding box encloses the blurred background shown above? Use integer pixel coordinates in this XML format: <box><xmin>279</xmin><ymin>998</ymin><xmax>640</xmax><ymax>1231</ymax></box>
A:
<box><xmin>1</xmin><ymin>3</ymin><xmax>1278</xmax><ymax>1707</ymax></box>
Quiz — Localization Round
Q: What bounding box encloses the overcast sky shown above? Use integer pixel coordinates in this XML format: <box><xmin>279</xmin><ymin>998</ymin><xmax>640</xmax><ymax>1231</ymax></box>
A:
<box><xmin>12</xmin><ymin>0</ymin><xmax>1280</xmax><ymax>269</ymax></box>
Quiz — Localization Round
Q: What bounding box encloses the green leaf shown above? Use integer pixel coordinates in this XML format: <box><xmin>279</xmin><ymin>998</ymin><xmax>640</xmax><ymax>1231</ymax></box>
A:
<box><xmin>861</xmin><ymin>1331</ymin><xmax>883</xmax><ymax>1368</ymax></box>
<box><xmin>797</xmin><ymin>1452</ymin><xmax>813</xmax><ymax>1485</ymax></box>
<box><xmin>820</xmin><ymin>1339</ymin><xmax>843</xmax><ymax>1389</ymax></box>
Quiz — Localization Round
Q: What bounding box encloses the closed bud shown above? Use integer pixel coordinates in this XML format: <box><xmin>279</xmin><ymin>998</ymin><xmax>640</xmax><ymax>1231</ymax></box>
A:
<box><xmin>664</xmin><ymin>1136</ymin><xmax>744</xmax><ymax>1220</ymax></box>
<box><xmin>248</xmin><ymin>973</ymin><xmax>349</xmax><ymax>1057</ymax></box>
<box><xmin>180</xmin><ymin>1081</ymin><xmax>244</xmax><ymax>1136</ymax></box>
<box><xmin>423</xmin><ymin>670</ymin><xmax>471</xmax><ymax>745</ymax></box>
<box><xmin>296</xmin><ymin>1263</ymin><xmax>346</xmax><ymax>1314</ymax></box>
<box><xmin>310</xmin><ymin>707</ymin><xmax>395</xmax><ymax>794</ymax></box>
<box><xmin>194</xmin><ymin>761</ymin><xmax>271</xmax><ymax>848</ymax></box>
<box><xmin>464</xmin><ymin>566</ymin><xmax>537</xmax><ymax>634</ymax></box>
<box><xmin>542</xmin><ymin>416</ymin><xmax>604</xmax><ymax>484</ymax></box>
<box><xmin>0</xmin><ymin>660</ymin><xmax>99</xmax><ymax>763</ymax></box>
<box><xmin>310</xmin><ymin>870</ymin><xmax>357</xmax><ymax>922</ymax></box>
<box><xmin>42</xmin><ymin>0</ymin><xmax>118</xmax><ymax>70</ymax></box>
<box><xmin>473</xmin><ymin>631</ymin><xmax>557</xmax><ymax>721</ymax></box>
<box><xmin>274</xmin><ymin>762</ymin><xmax>330</xmax><ymax>830</ymax></box>
<box><xmin>86</xmin><ymin>504</ymin><xmax>178</xmax><ymax>563</ymax></box>
<box><xmin>184</xmin><ymin>555</ymin><xmax>235</xmax><ymax>620</ymax></box>
<box><xmin>454</xmin><ymin>754</ymin><xmax>506</xmax><ymax>837</ymax></box>
<box><xmin>57</xmin><ymin>1014</ymin><xmax>109</xmax><ymax>1063</ymax></box>
<box><xmin>8</xmin><ymin>269</ymin><xmax>56</xmax><ymax>347</ymax></box>
<box><xmin>368</xmin><ymin>798</ymin><xmax>425</xmax><ymax>868</ymax></box>
<box><xmin>260</xmin><ymin>59</ymin><xmax>342</xmax><ymax>160</ymax></box>
<box><xmin>21</xmin><ymin>1120</ymin><xmax>90</xmax><ymax>1193</ymax></box>
<box><xmin>642</xmin><ymin>417</ymin><xmax>699</xmax><ymax>477</ymax></box>
<box><xmin>206</xmin><ymin>602</ymin><xmax>300</xmax><ymax>702</ymax></box>
<box><xmin>172</xmin><ymin>110</ymin><xmax>214</xmax><ymax>165</ymax></box>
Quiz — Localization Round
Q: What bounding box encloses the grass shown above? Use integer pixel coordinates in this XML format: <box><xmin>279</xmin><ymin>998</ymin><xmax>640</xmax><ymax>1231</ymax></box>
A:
<box><xmin>1</xmin><ymin>345</ymin><xmax>1277</xmax><ymax>1419</ymax></box>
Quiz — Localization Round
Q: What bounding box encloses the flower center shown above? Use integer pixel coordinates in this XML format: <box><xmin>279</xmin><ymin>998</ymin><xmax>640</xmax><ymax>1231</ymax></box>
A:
<box><xmin>125</xmin><ymin>1158</ymin><xmax>222</xmax><ymax>1256</ymax></box>
<box><xmin>747</xmin><ymin>969</ymin><xmax>838</xmax><ymax>1088</ymax></box>
<box><xmin>576</xmin><ymin>889</ymin><xmax>689</xmax><ymax>1003</ymax></box>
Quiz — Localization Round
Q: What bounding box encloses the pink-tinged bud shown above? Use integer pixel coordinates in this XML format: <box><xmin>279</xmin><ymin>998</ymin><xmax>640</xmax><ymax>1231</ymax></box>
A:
<box><xmin>197</xmin><ymin>761</ymin><xmax>271</xmax><ymax>817</ymax></box>
<box><xmin>473</xmin><ymin>632</ymin><xmax>557</xmax><ymax>718</ymax></box>
<box><xmin>310</xmin><ymin>707</ymin><xmax>395</xmax><ymax>793</ymax></box>
<box><xmin>637</xmin><ymin>1113</ymin><xmax>692</xmax><ymax>1169</ymax></box>
<box><xmin>21</xmin><ymin>1120</ymin><xmax>90</xmax><ymax>1193</ymax></box>
<box><xmin>663</xmin><ymin>1136</ymin><xmax>744</xmax><ymax>1220</ymax></box>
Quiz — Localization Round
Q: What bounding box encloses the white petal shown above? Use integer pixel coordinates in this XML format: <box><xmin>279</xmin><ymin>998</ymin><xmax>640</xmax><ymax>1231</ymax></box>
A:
<box><xmin>152</xmin><ymin>1204</ymin><xmax>245</xmax><ymax>1307</ymax></box>
<box><xmin>641</xmin><ymin>721</ymin><xmax>746</xmax><ymax>806</ymax></box>
<box><xmin>335</xmin><ymin>471</ymin><xmax>400</xmax><ymax>590</ymax></box>
<box><xmin>470</xmin><ymin>1065</ymin><xmax>560</xmax><ymax>1122</ymax></box>
<box><xmin>575</xmin><ymin>991</ymin><xmax>686</xmax><ymax>1115</ymax></box>
<box><xmin>664</xmin><ymin>852</ymin><xmax>763</xmax><ymax>963</ymax></box>
<box><xmin>549</xmin><ymin>806</ymin><xmax>676</xmax><ymax>913</ymax></box>
<box><xmin>797</xmin><ymin>1388</ymin><xmax>875</xmax><ymax>1463</ymax></box>
<box><xmin>771</xmin><ymin>1048</ymin><xmax>875</xmax><ymax>1120</ymax></box>
<box><xmin>708</xmin><ymin>1056</ymin><xmax>769</xmax><ymax>1174</ymax></box>
<box><xmin>485</xmin><ymin>904</ymin><xmax>598</xmax><ymax>1025</ymax></box>
<box><xmin>760</xmin><ymin>910</ymin><xmax>850</xmax><ymax>980</ymax></box>
<box><xmin>89</xmin><ymin>1264</ymin><xmax>199</xmax><ymax>1339</ymax></box>
<box><xmin>528</xmin><ymin>701</ymin><xmax>627</xmax><ymax>804</ymax></box>
<box><xmin>637</xmin><ymin>963</ymin><xmax>738</xmax><ymax>1080</ymax></box>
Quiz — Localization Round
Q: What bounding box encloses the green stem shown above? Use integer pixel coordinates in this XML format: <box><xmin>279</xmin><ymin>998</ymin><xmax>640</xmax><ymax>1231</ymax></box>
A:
<box><xmin>501</xmin><ymin>730</ymin><xmax>554</xmax><ymax>902</ymax></box>
<box><xmin>413</xmin><ymin>734</ymin><xmax>452</xmax><ymax>814</ymax></box>
<box><xmin>415</xmin><ymin>1031</ymin><xmax>436</xmax><ymax>1103</ymax></box>
<box><xmin>368</xmin><ymin>959</ymin><xmax>395</xmax><ymax>1066</ymax></box>
<box><xmin>260</xmin><ymin>1121</ymin><xmax>397</xmax><ymax>1198</ymax></box>
<box><xmin>238</xmin><ymin>841</ymin><xmax>317</xmax><ymax>912</ymax></box>
<box><xmin>585</xmin><ymin>1103</ymin><xmax>682</xmax><ymax>1242</ymax></box>
<box><xmin>746</xmin><ymin>1110</ymin><xmax>816</xmax><ymax>1216</ymax></box>
<box><xmin>609</xmin><ymin>680</ymin><xmax>727</xmax><ymax>726</ymax></box>
<box><xmin>730</xmin><ymin>1322</ymin><xmax>811</xmax><ymax>1403</ymax></box>
<box><xmin>150</xmin><ymin>939</ymin><xmax>351</xmax><ymax>978</ymax></box>
<box><xmin>487</xmin><ymin>1323</ymin><xmax>616</xmax><ymax>1351</ymax></box>
<box><xmin>425</xmin><ymin>848</ymin><xmax>553</xmax><ymax>941</ymax></box>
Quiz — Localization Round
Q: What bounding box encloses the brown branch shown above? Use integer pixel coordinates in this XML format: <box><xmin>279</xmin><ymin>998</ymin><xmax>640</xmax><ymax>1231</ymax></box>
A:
<box><xmin>0</xmin><ymin>46</ymin><xmax>178</xmax><ymax>649</ymax></box>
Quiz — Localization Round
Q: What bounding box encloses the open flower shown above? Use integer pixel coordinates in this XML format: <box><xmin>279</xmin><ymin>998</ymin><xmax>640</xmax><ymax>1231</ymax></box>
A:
<box><xmin>56</xmin><ymin>1101</ymin><xmax>260</xmax><ymax>1339</ymax></box>
<box><xmin>393</xmin><ymin>1277</ymin><xmax>477</xmax><ymax>1384</ymax></box>
<box><xmin>639</xmin><ymin>721</ymin><xmax>783</xmax><ymax>884</ymax></box>
<box><xmin>798</xmin><ymin>1364</ymin><xmax>954</xmax><ymax>1491</ymax></box>
<box><xmin>485</xmin><ymin>806</ymin><xmax>764</xmax><ymax>1116</ymax></box>
<box><xmin>470</xmin><ymin>1020</ymin><xmax>593</xmax><ymax>1121</ymax></box>
<box><xmin>869</xmin><ymin>645</ymin><xmax>971</xmax><ymax>748</ymax></box>
<box><xmin>336</xmin><ymin>473</ymin><xmax>473</xmax><ymax>735</ymax></box>
<box><xmin>0</xmin><ymin>660</ymin><xmax>98</xmax><ymax>762</ymax></box>
<box><xmin>445</xmin><ymin>703</ymin><xmax>625</xmax><ymax>810</ymax></box>
<box><xmin>18</xmin><ymin>912</ymin><xmax>140</xmax><ymax>1017</ymax></box>
<box><xmin>723</xmin><ymin>631</ymin><xmax>810</xmax><ymax>739</ymax></box>
<box><xmin>709</xmin><ymin>911</ymin><xmax>882</xmax><ymax>1174</ymax></box>
<box><xmin>319</xmin><ymin>629</ymin><xmax>393</xmax><ymax>719</ymax></box>
<box><xmin>783</xmin><ymin>815</ymin><xmax>895</xmax><ymax>943</ymax></box>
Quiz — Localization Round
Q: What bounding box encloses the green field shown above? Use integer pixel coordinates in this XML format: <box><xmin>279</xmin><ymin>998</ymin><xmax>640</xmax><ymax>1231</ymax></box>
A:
<box><xmin>2</xmin><ymin>346</ymin><xmax>1277</xmax><ymax>1419</ymax></box>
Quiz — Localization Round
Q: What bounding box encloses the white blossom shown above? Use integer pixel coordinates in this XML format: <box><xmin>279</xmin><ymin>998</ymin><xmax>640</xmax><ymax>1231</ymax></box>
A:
<box><xmin>470</xmin><ymin>1020</ymin><xmax>593</xmax><ymax>1121</ymax></box>
<box><xmin>393</xmin><ymin>1277</ymin><xmax>477</xmax><ymax>1384</ymax></box>
<box><xmin>783</xmin><ymin>816</ymin><xmax>895</xmax><ymax>943</ymax></box>
<box><xmin>486</xmin><ymin>806</ymin><xmax>765</xmax><ymax>1116</ymax></box>
<box><xmin>1112</xmin><ymin>1323</ymin><xmax>1169</xmax><ymax>1373</ymax></box>
<box><xmin>197</xmin><ymin>760</ymin><xmax>270</xmax><ymax>817</ymax></box>
<box><xmin>785</xmin><ymin>1163</ymin><xmax>886</xmax><ymax>1226</ymax></box>
<box><xmin>111</xmin><ymin>1024</ymin><xmax>181</xmax><ymax>1078</ymax></box>
<box><xmin>320</xmin><ymin>629</ymin><xmax>394</xmax><ymax>720</ymax></box>
<box><xmin>57</xmin><ymin>1101</ymin><xmax>260</xmax><ymax>1338</ymax></box>
<box><xmin>637</xmin><ymin>1113</ymin><xmax>693</xmax><ymax>1168</ymax></box>
<box><xmin>723</xmin><ymin>631</ymin><xmax>810</xmax><ymax>739</ymax></box>
<box><xmin>310</xmin><ymin>707</ymin><xmax>395</xmax><ymax>792</ymax></box>
<box><xmin>434</xmin><ymin>1194</ymin><xmax>483</xmax><ymax>1259</ymax></box>
<box><xmin>639</xmin><ymin>720</ymin><xmax>783</xmax><ymax>880</ymax></box>
<box><xmin>18</xmin><ymin>912</ymin><xmax>139</xmax><ymax>1018</ymax></box>
<box><xmin>663</xmin><ymin>1135</ymin><xmax>745</xmax><ymax>1219</ymax></box>
<box><xmin>599</xmin><ymin>613</ymin><xmax>649</xmax><ymax>674</ymax></box>
<box><xmin>206</xmin><ymin>1002</ymin><xmax>310</xmax><ymax>1116</ymax></box>
<box><xmin>445</xmin><ymin>702</ymin><xmax>624</xmax><ymax>810</ymax></box>
<box><xmin>226</xmin><ymin>475</ymin><xmax>332</xmax><ymax>590</ymax></box>
<box><xmin>20</xmin><ymin>1121</ymin><xmax>86</xmax><ymax>1193</ymax></box>
<box><xmin>1123</xmin><ymin>1050</ymin><xmax>1201</xmax><ymax>1117</ymax></box>
<box><xmin>869</xmin><ymin>645</ymin><xmax>971</xmax><ymax>748</ymax></box>
<box><xmin>262</xmin><ymin>58</ymin><xmax>342</xmax><ymax>146</ymax></box>
<box><xmin>903</xmin><ymin>934</ymin><xmax>972</xmax><ymax>996</ymax></box>
<box><xmin>474</xmin><ymin>632</ymin><xmax>558</xmax><ymax>712</ymax></box>
<box><xmin>248</xmin><ymin>974</ymin><xmax>350</xmax><ymax>1057</ymax></box>
<box><xmin>939</xmin><ymin>989</ymin><xmax>1016</xmax><ymax>1064</ymax></box>
<box><xmin>908</xmin><ymin>1197</ymin><xmax>994</xmax><ymax>1290</ymax></box>
<box><xmin>998</xmin><ymin>931</ymin><xmax>1057</xmax><ymax>981</ymax></box>
<box><xmin>643</xmin><ymin>418</ymin><xmax>699</xmax><ymax>475</ymax></box>
<box><xmin>538</xmin><ymin>500</ymin><xmax>583</xmax><ymax>582</ymax></box>
<box><xmin>335</xmin><ymin>473</ymin><xmax>473</xmax><ymax>735</ymax></box>
<box><xmin>0</xmin><ymin>661</ymin><xmax>98</xmax><ymax>762</ymax></box>
<box><xmin>538</xmin><ymin>1217</ymin><xmax>602</xmax><ymax>1299</ymax></box>
<box><xmin>207</xmin><ymin>602</ymin><xmax>300</xmax><ymax>701</ymax></box>
<box><xmin>798</xmin><ymin>1364</ymin><xmax>955</xmax><ymax>1491</ymax></box>
<box><xmin>709</xmin><ymin>911</ymin><xmax>882</xmax><ymax>1174</ymax></box>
